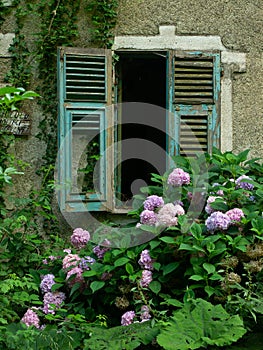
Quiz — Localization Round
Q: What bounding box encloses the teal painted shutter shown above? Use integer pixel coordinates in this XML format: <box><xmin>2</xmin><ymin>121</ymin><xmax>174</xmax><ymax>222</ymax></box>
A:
<box><xmin>168</xmin><ymin>51</ymin><xmax>220</xmax><ymax>159</ymax></box>
<box><xmin>57</xmin><ymin>47</ymin><xmax>113</xmax><ymax>212</ymax></box>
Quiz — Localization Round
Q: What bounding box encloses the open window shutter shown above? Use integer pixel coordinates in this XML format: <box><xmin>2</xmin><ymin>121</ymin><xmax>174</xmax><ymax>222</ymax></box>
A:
<box><xmin>168</xmin><ymin>51</ymin><xmax>220</xmax><ymax>158</ymax></box>
<box><xmin>57</xmin><ymin>47</ymin><xmax>113</xmax><ymax>212</ymax></box>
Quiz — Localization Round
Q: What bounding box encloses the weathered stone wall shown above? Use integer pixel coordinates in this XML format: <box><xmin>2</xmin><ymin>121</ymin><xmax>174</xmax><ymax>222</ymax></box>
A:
<box><xmin>115</xmin><ymin>0</ymin><xmax>263</xmax><ymax>158</ymax></box>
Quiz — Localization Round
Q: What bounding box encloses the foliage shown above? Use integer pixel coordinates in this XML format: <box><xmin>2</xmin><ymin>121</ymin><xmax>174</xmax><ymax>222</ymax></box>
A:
<box><xmin>0</xmin><ymin>86</ymin><xmax>39</xmax><ymax>111</ymax></box>
<box><xmin>0</xmin><ymin>148</ymin><xmax>261</xmax><ymax>348</ymax></box>
<box><xmin>87</xmin><ymin>0</ymin><xmax>119</xmax><ymax>48</ymax></box>
<box><xmin>157</xmin><ymin>298</ymin><xmax>246</xmax><ymax>349</ymax></box>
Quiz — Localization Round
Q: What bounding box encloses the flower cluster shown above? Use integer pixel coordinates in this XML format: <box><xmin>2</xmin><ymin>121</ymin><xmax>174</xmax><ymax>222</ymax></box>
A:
<box><xmin>43</xmin><ymin>291</ymin><xmax>66</xmax><ymax>314</ymax></box>
<box><xmin>21</xmin><ymin>309</ymin><xmax>40</xmax><ymax>328</ymax></box>
<box><xmin>70</xmin><ymin>228</ymin><xmax>90</xmax><ymax>249</ymax></box>
<box><xmin>40</xmin><ymin>274</ymin><xmax>55</xmax><ymax>293</ymax></box>
<box><xmin>143</xmin><ymin>195</ymin><xmax>164</xmax><ymax>211</ymax></box>
<box><xmin>138</xmin><ymin>250</ymin><xmax>154</xmax><ymax>288</ymax></box>
<box><xmin>121</xmin><ymin>311</ymin><xmax>135</xmax><ymax>326</ymax></box>
<box><xmin>167</xmin><ymin>168</ymin><xmax>191</xmax><ymax>186</ymax></box>
<box><xmin>205</xmin><ymin>211</ymin><xmax>231</xmax><ymax>232</ymax></box>
<box><xmin>235</xmin><ymin>175</ymin><xmax>254</xmax><ymax>191</ymax></box>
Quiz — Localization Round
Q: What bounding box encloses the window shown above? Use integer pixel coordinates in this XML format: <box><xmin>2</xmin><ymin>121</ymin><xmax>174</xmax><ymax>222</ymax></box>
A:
<box><xmin>57</xmin><ymin>47</ymin><xmax>220</xmax><ymax>212</ymax></box>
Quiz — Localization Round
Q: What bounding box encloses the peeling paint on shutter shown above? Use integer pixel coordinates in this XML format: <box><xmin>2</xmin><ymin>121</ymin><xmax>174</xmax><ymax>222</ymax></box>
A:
<box><xmin>168</xmin><ymin>51</ymin><xmax>220</xmax><ymax>159</ymax></box>
<box><xmin>57</xmin><ymin>47</ymin><xmax>113</xmax><ymax>212</ymax></box>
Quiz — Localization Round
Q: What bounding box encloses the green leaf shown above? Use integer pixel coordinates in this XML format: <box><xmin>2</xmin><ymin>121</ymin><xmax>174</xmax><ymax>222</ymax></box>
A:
<box><xmin>149</xmin><ymin>281</ymin><xmax>161</xmax><ymax>294</ymax></box>
<box><xmin>189</xmin><ymin>275</ymin><xmax>204</xmax><ymax>281</ymax></box>
<box><xmin>51</xmin><ymin>283</ymin><xmax>64</xmax><ymax>292</ymax></box>
<box><xmin>125</xmin><ymin>262</ymin><xmax>134</xmax><ymax>275</ymax></box>
<box><xmin>160</xmin><ymin>236</ymin><xmax>175</xmax><ymax>244</ymax></box>
<box><xmin>90</xmin><ymin>281</ymin><xmax>105</xmax><ymax>293</ymax></box>
<box><xmin>162</xmin><ymin>262</ymin><xmax>179</xmax><ymax>275</ymax></box>
<box><xmin>157</xmin><ymin>299</ymin><xmax>246</xmax><ymax>350</ymax></box>
<box><xmin>114</xmin><ymin>257</ymin><xmax>130</xmax><ymax>267</ymax></box>
<box><xmin>203</xmin><ymin>263</ymin><xmax>216</xmax><ymax>274</ymax></box>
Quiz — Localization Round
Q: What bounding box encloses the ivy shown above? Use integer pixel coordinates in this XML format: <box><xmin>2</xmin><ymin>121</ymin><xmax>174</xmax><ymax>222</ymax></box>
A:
<box><xmin>87</xmin><ymin>0</ymin><xmax>119</xmax><ymax>48</ymax></box>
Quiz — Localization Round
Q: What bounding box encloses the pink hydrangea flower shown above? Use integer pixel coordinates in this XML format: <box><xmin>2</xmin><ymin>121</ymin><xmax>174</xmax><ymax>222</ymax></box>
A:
<box><xmin>62</xmin><ymin>253</ymin><xmax>81</xmax><ymax>270</ymax></box>
<box><xmin>71</xmin><ymin>228</ymin><xmax>90</xmax><ymax>249</ymax></box>
<box><xmin>174</xmin><ymin>204</ymin><xmax>185</xmax><ymax>216</ymax></box>
<box><xmin>226</xmin><ymin>208</ymin><xmax>245</xmax><ymax>222</ymax></box>
<box><xmin>156</xmin><ymin>203</ymin><xmax>178</xmax><ymax>227</ymax></box>
<box><xmin>167</xmin><ymin>168</ymin><xmax>190</xmax><ymax>186</ymax></box>
<box><xmin>140</xmin><ymin>305</ymin><xmax>151</xmax><ymax>322</ymax></box>
<box><xmin>66</xmin><ymin>266</ymin><xmax>84</xmax><ymax>287</ymax></box>
<box><xmin>121</xmin><ymin>311</ymin><xmax>135</xmax><ymax>326</ymax></box>
<box><xmin>140</xmin><ymin>210</ymin><xmax>158</xmax><ymax>225</ymax></box>
<box><xmin>138</xmin><ymin>249</ymin><xmax>153</xmax><ymax>270</ymax></box>
<box><xmin>21</xmin><ymin>308</ymin><xmax>40</xmax><ymax>328</ymax></box>
<box><xmin>140</xmin><ymin>270</ymin><xmax>153</xmax><ymax>288</ymax></box>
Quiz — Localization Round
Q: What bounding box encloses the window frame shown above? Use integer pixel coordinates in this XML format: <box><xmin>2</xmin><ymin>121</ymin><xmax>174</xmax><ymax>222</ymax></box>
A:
<box><xmin>57</xmin><ymin>47</ymin><xmax>221</xmax><ymax>213</ymax></box>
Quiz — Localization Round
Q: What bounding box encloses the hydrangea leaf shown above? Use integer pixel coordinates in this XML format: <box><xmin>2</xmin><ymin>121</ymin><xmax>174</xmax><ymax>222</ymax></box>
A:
<box><xmin>157</xmin><ymin>299</ymin><xmax>246</xmax><ymax>350</ymax></box>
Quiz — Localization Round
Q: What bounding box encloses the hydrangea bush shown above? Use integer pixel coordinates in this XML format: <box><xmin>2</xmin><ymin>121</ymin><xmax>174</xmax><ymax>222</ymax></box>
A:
<box><xmin>5</xmin><ymin>148</ymin><xmax>263</xmax><ymax>349</ymax></box>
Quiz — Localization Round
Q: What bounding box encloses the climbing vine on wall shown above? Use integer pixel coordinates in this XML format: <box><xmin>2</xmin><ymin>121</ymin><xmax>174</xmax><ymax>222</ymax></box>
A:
<box><xmin>2</xmin><ymin>0</ymin><xmax>119</xmax><ymax>233</ymax></box>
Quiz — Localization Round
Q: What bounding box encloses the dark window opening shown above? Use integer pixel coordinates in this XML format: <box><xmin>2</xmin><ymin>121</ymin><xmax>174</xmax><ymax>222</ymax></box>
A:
<box><xmin>116</xmin><ymin>52</ymin><xmax>167</xmax><ymax>203</ymax></box>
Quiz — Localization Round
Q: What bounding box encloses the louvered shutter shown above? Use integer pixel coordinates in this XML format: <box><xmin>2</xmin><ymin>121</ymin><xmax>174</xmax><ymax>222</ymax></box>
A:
<box><xmin>168</xmin><ymin>51</ymin><xmax>220</xmax><ymax>158</ymax></box>
<box><xmin>57</xmin><ymin>47</ymin><xmax>113</xmax><ymax>212</ymax></box>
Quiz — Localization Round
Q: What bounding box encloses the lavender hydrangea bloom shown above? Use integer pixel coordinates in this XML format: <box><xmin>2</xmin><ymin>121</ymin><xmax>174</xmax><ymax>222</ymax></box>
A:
<box><xmin>226</xmin><ymin>208</ymin><xmax>245</xmax><ymax>222</ymax></box>
<box><xmin>140</xmin><ymin>270</ymin><xmax>153</xmax><ymax>288</ymax></box>
<box><xmin>70</xmin><ymin>228</ymin><xmax>90</xmax><ymax>249</ymax></box>
<box><xmin>140</xmin><ymin>210</ymin><xmax>158</xmax><ymax>225</ymax></box>
<box><xmin>40</xmin><ymin>274</ymin><xmax>55</xmax><ymax>293</ymax></box>
<box><xmin>174</xmin><ymin>204</ymin><xmax>185</xmax><ymax>216</ymax></box>
<box><xmin>156</xmin><ymin>203</ymin><xmax>178</xmax><ymax>227</ymax></box>
<box><xmin>21</xmin><ymin>308</ymin><xmax>40</xmax><ymax>328</ymax></box>
<box><xmin>140</xmin><ymin>305</ymin><xmax>151</xmax><ymax>322</ymax></box>
<box><xmin>138</xmin><ymin>249</ymin><xmax>153</xmax><ymax>270</ymax></box>
<box><xmin>235</xmin><ymin>175</ymin><xmax>254</xmax><ymax>190</ymax></box>
<box><xmin>205</xmin><ymin>211</ymin><xmax>231</xmax><ymax>232</ymax></box>
<box><xmin>121</xmin><ymin>310</ymin><xmax>135</xmax><ymax>326</ymax></box>
<box><xmin>143</xmin><ymin>195</ymin><xmax>164</xmax><ymax>211</ymax></box>
<box><xmin>43</xmin><ymin>291</ymin><xmax>66</xmax><ymax>314</ymax></box>
<box><xmin>62</xmin><ymin>253</ymin><xmax>81</xmax><ymax>270</ymax></box>
<box><xmin>93</xmin><ymin>245</ymin><xmax>110</xmax><ymax>259</ymax></box>
<box><xmin>167</xmin><ymin>168</ymin><xmax>190</xmax><ymax>186</ymax></box>
<box><xmin>79</xmin><ymin>256</ymin><xmax>96</xmax><ymax>270</ymax></box>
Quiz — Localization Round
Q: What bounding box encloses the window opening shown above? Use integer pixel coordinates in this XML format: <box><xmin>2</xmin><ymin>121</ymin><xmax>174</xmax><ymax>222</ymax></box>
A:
<box><xmin>116</xmin><ymin>52</ymin><xmax>167</xmax><ymax>204</ymax></box>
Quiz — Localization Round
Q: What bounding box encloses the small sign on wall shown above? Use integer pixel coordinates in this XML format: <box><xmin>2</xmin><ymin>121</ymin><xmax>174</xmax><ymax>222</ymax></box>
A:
<box><xmin>0</xmin><ymin>110</ymin><xmax>30</xmax><ymax>135</ymax></box>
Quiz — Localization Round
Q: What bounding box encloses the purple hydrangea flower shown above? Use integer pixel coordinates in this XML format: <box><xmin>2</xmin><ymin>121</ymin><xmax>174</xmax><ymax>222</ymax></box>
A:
<box><xmin>93</xmin><ymin>245</ymin><xmax>110</xmax><ymax>259</ymax></box>
<box><xmin>167</xmin><ymin>168</ymin><xmax>190</xmax><ymax>186</ymax></box>
<box><xmin>62</xmin><ymin>253</ymin><xmax>81</xmax><ymax>270</ymax></box>
<box><xmin>40</xmin><ymin>274</ymin><xmax>55</xmax><ymax>293</ymax></box>
<box><xmin>71</xmin><ymin>228</ymin><xmax>90</xmax><ymax>249</ymax></box>
<box><xmin>156</xmin><ymin>203</ymin><xmax>178</xmax><ymax>227</ymax></box>
<box><xmin>140</xmin><ymin>305</ymin><xmax>151</xmax><ymax>322</ymax></box>
<box><xmin>140</xmin><ymin>210</ymin><xmax>158</xmax><ymax>225</ymax></box>
<box><xmin>174</xmin><ymin>204</ymin><xmax>185</xmax><ymax>216</ymax></box>
<box><xmin>66</xmin><ymin>266</ymin><xmax>84</xmax><ymax>287</ymax></box>
<box><xmin>140</xmin><ymin>270</ymin><xmax>153</xmax><ymax>288</ymax></box>
<box><xmin>143</xmin><ymin>195</ymin><xmax>164</xmax><ymax>211</ymax></box>
<box><xmin>205</xmin><ymin>211</ymin><xmax>231</xmax><ymax>232</ymax></box>
<box><xmin>79</xmin><ymin>256</ymin><xmax>96</xmax><ymax>270</ymax></box>
<box><xmin>236</xmin><ymin>175</ymin><xmax>254</xmax><ymax>190</ymax></box>
<box><xmin>121</xmin><ymin>310</ymin><xmax>135</xmax><ymax>326</ymax></box>
<box><xmin>138</xmin><ymin>249</ymin><xmax>153</xmax><ymax>270</ymax></box>
<box><xmin>43</xmin><ymin>291</ymin><xmax>66</xmax><ymax>314</ymax></box>
<box><xmin>21</xmin><ymin>308</ymin><xmax>40</xmax><ymax>328</ymax></box>
<box><xmin>226</xmin><ymin>208</ymin><xmax>245</xmax><ymax>222</ymax></box>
